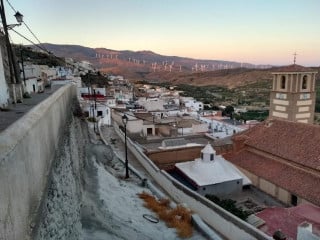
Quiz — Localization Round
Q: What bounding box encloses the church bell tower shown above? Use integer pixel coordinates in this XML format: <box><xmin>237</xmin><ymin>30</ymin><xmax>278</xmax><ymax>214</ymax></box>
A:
<box><xmin>269</xmin><ymin>63</ymin><xmax>318</xmax><ymax>124</ymax></box>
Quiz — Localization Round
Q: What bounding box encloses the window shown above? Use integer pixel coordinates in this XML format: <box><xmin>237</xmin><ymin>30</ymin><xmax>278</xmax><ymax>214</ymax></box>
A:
<box><xmin>276</xmin><ymin>93</ymin><xmax>287</xmax><ymax>99</ymax></box>
<box><xmin>281</xmin><ymin>76</ymin><xmax>286</xmax><ymax>89</ymax></box>
<box><xmin>97</xmin><ymin>111</ymin><xmax>103</xmax><ymax>116</ymax></box>
<box><xmin>302</xmin><ymin>75</ymin><xmax>308</xmax><ymax>90</ymax></box>
<box><xmin>291</xmin><ymin>194</ymin><xmax>298</xmax><ymax>206</ymax></box>
<box><xmin>201</xmin><ymin>153</ymin><xmax>204</xmax><ymax>159</ymax></box>
<box><xmin>300</xmin><ymin>93</ymin><xmax>310</xmax><ymax>100</ymax></box>
<box><xmin>210</xmin><ymin>154</ymin><xmax>214</xmax><ymax>161</ymax></box>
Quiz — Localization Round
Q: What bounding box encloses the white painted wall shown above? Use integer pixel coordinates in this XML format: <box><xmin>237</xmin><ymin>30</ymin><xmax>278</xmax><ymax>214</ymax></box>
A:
<box><xmin>297</xmin><ymin>222</ymin><xmax>319</xmax><ymax>240</ymax></box>
<box><xmin>0</xmin><ymin>49</ymin><xmax>9</xmax><ymax>108</ymax></box>
<box><xmin>24</xmin><ymin>77</ymin><xmax>38</xmax><ymax>93</ymax></box>
<box><xmin>138</xmin><ymin>99</ymin><xmax>165</xmax><ymax>111</ymax></box>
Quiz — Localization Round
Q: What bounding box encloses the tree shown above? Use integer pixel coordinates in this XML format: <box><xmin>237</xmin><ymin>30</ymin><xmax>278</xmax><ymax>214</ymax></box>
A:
<box><xmin>224</xmin><ymin>105</ymin><xmax>234</xmax><ymax>116</ymax></box>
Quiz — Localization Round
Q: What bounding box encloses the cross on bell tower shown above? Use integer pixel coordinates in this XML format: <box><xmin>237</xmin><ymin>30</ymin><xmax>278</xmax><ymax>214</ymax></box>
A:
<box><xmin>293</xmin><ymin>52</ymin><xmax>298</xmax><ymax>65</ymax></box>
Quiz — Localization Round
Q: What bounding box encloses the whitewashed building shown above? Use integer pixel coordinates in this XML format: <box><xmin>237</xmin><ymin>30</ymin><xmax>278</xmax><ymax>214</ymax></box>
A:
<box><xmin>181</xmin><ymin>97</ymin><xmax>204</xmax><ymax>112</ymax></box>
<box><xmin>0</xmin><ymin>48</ymin><xmax>9</xmax><ymax>108</ymax></box>
<box><xmin>137</xmin><ymin>97</ymin><xmax>165</xmax><ymax>111</ymax></box>
<box><xmin>51</xmin><ymin>76</ymin><xmax>81</xmax><ymax>87</ymax></box>
<box><xmin>22</xmin><ymin>64</ymin><xmax>44</xmax><ymax>93</ymax></box>
<box><xmin>175</xmin><ymin>144</ymin><xmax>250</xmax><ymax>196</ymax></box>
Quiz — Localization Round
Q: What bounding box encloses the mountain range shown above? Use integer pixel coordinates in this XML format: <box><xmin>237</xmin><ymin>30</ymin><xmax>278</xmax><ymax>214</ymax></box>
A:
<box><xmin>34</xmin><ymin>43</ymin><xmax>279</xmax><ymax>88</ymax></box>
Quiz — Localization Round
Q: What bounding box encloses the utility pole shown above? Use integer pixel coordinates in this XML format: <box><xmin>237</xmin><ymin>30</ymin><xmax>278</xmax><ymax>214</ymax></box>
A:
<box><xmin>0</xmin><ymin>0</ymin><xmax>23</xmax><ymax>103</ymax></box>
<box><xmin>20</xmin><ymin>46</ymin><xmax>26</xmax><ymax>85</ymax></box>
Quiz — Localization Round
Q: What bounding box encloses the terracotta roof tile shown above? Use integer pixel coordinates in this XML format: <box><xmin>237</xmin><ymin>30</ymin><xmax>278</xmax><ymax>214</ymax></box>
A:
<box><xmin>235</xmin><ymin>119</ymin><xmax>320</xmax><ymax>170</ymax></box>
<box><xmin>256</xmin><ymin>204</ymin><xmax>320</xmax><ymax>239</ymax></box>
<box><xmin>272</xmin><ymin>64</ymin><xmax>317</xmax><ymax>73</ymax></box>
<box><xmin>224</xmin><ymin>150</ymin><xmax>320</xmax><ymax>206</ymax></box>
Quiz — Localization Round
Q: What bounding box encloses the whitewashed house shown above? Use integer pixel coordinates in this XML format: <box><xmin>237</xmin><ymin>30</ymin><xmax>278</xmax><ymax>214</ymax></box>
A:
<box><xmin>137</xmin><ymin>97</ymin><xmax>165</xmax><ymax>111</ymax></box>
<box><xmin>40</xmin><ymin>66</ymin><xmax>56</xmax><ymax>86</ymax></box>
<box><xmin>51</xmin><ymin>75</ymin><xmax>81</xmax><ymax>87</ymax></box>
<box><xmin>182</xmin><ymin>97</ymin><xmax>204</xmax><ymax>112</ymax></box>
<box><xmin>22</xmin><ymin>64</ymin><xmax>44</xmax><ymax>93</ymax></box>
<box><xmin>112</xmin><ymin>111</ymin><xmax>144</xmax><ymax>135</ymax></box>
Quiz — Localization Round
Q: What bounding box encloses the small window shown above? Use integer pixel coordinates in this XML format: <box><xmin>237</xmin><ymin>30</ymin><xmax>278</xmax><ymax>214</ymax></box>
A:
<box><xmin>201</xmin><ymin>153</ymin><xmax>203</xmax><ymax>159</ymax></box>
<box><xmin>281</xmin><ymin>76</ymin><xmax>286</xmax><ymax>89</ymax></box>
<box><xmin>291</xmin><ymin>194</ymin><xmax>298</xmax><ymax>206</ymax></box>
<box><xmin>210</xmin><ymin>154</ymin><xmax>214</xmax><ymax>161</ymax></box>
<box><xmin>302</xmin><ymin>75</ymin><xmax>308</xmax><ymax>90</ymax></box>
<box><xmin>97</xmin><ymin>111</ymin><xmax>103</xmax><ymax>116</ymax></box>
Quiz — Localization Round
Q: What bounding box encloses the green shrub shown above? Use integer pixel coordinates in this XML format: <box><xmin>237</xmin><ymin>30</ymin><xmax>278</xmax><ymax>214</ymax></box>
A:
<box><xmin>205</xmin><ymin>194</ymin><xmax>250</xmax><ymax>220</ymax></box>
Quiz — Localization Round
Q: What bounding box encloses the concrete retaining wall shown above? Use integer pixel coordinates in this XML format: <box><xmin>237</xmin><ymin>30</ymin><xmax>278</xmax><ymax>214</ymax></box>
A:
<box><xmin>0</xmin><ymin>84</ymin><xmax>77</xmax><ymax>240</ymax></box>
<box><xmin>113</xmin><ymin>122</ymin><xmax>272</xmax><ymax>240</ymax></box>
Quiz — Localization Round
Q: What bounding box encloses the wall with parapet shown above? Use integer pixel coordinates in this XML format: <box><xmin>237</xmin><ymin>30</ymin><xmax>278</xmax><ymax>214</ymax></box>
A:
<box><xmin>0</xmin><ymin>84</ymin><xmax>76</xmax><ymax>240</ymax></box>
<box><xmin>112</xmin><ymin>122</ymin><xmax>272</xmax><ymax>240</ymax></box>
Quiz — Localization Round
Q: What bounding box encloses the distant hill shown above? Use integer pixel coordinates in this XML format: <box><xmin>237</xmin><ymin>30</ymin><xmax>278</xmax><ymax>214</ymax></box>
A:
<box><xmin>32</xmin><ymin>43</ymin><xmax>279</xmax><ymax>88</ymax></box>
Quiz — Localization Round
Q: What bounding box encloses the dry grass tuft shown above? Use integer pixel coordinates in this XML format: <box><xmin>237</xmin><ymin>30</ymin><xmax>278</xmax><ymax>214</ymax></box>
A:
<box><xmin>138</xmin><ymin>192</ymin><xmax>193</xmax><ymax>238</ymax></box>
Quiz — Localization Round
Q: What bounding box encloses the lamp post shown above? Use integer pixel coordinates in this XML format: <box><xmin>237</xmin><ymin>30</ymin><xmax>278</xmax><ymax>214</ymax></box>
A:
<box><xmin>122</xmin><ymin>114</ymin><xmax>129</xmax><ymax>178</ymax></box>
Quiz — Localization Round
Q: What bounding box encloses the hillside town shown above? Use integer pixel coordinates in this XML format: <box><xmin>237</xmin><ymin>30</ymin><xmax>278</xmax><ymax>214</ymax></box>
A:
<box><xmin>1</xmin><ymin>37</ymin><xmax>320</xmax><ymax>240</ymax></box>
<box><xmin>0</xmin><ymin>2</ymin><xmax>320</xmax><ymax>239</ymax></box>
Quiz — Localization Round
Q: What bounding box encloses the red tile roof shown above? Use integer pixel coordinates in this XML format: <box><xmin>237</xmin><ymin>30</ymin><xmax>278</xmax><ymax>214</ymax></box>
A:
<box><xmin>256</xmin><ymin>204</ymin><xmax>320</xmax><ymax>239</ymax></box>
<box><xmin>224</xmin><ymin>150</ymin><xmax>320</xmax><ymax>206</ymax></box>
<box><xmin>236</xmin><ymin>119</ymin><xmax>320</xmax><ymax>170</ymax></box>
<box><xmin>272</xmin><ymin>64</ymin><xmax>317</xmax><ymax>73</ymax></box>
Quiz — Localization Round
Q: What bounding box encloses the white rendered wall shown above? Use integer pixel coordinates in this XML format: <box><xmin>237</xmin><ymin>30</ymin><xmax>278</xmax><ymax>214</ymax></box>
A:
<box><xmin>0</xmin><ymin>84</ymin><xmax>76</xmax><ymax>240</ymax></box>
<box><xmin>0</xmin><ymin>49</ymin><xmax>9</xmax><ymax>108</ymax></box>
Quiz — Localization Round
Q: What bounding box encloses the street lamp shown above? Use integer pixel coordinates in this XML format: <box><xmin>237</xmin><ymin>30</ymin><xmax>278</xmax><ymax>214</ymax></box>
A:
<box><xmin>0</xmin><ymin>2</ymin><xmax>24</xmax><ymax>103</ymax></box>
<box><xmin>7</xmin><ymin>11</ymin><xmax>23</xmax><ymax>29</ymax></box>
<box><xmin>122</xmin><ymin>114</ymin><xmax>129</xmax><ymax>178</ymax></box>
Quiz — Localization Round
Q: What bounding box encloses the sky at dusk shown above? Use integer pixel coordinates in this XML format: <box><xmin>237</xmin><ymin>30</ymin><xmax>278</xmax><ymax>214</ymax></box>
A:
<box><xmin>5</xmin><ymin>0</ymin><xmax>320</xmax><ymax>66</ymax></box>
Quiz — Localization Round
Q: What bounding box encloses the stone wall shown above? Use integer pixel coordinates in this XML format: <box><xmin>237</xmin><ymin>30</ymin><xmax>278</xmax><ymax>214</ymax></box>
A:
<box><xmin>33</xmin><ymin>116</ymin><xmax>83</xmax><ymax>240</ymax></box>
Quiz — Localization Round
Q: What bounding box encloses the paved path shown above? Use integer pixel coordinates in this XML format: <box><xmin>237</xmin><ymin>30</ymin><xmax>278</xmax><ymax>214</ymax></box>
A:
<box><xmin>100</xmin><ymin>125</ymin><xmax>163</xmax><ymax>191</ymax></box>
<box><xmin>0</xmin><ymin>86</ymin><xmax>61</xmax><ymax>132</ymax></box>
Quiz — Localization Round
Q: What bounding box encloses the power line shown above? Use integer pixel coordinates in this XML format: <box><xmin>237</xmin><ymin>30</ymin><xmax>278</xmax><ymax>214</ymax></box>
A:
<box><xmin>10</xmin><ymin>28</ymin><xmax>50</xmax><ymax>53</ymax></box>
<box><xmin>22</xmin><ymin>22</ymin><xmax>43</xmax><ymax>47</ymax></box>
<box><xmin>5</xmin><ymin>0</ymin><xmax>49</xmax><ymax>53</ymax></box>
<box><xmin>5</xmin><ymin>0</ymin><xmax>15</xmax><ymax>12</ymax></box>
